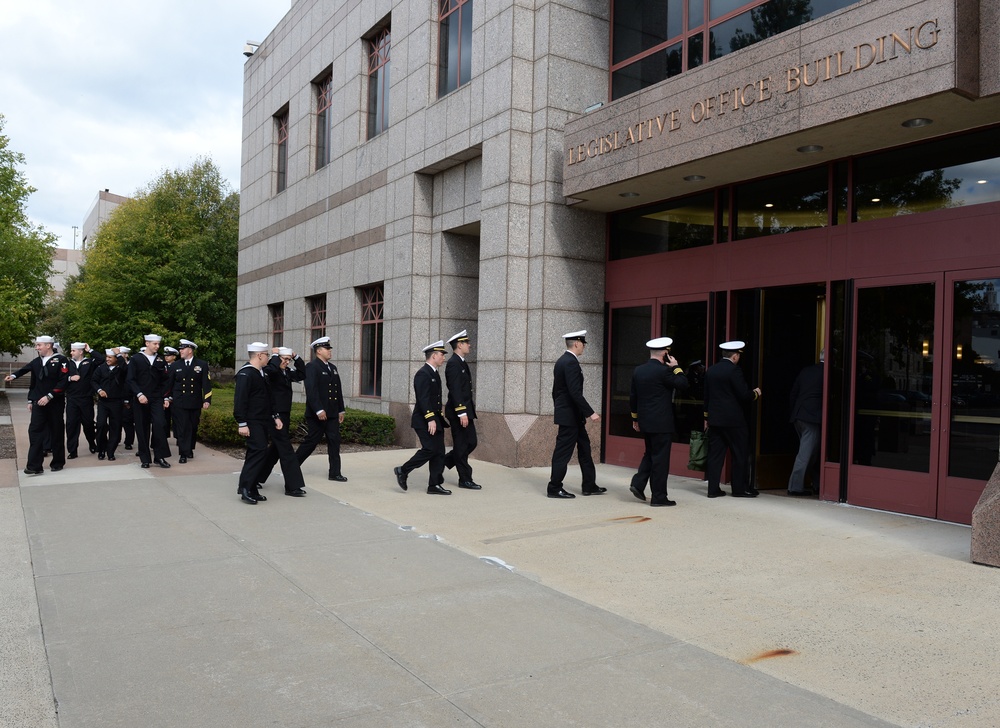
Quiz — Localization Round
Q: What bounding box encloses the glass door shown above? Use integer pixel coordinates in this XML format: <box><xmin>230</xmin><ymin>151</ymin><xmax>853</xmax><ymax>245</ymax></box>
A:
<box><xmin>848</xmin><ymin>276</ymin><xmax>942</xmax><ymax>517</ymax></box>
<box><xmin>605</xmin><ymin>302</ymin><xmax>653</xmax><ymax>466</ymax></box>
<box><xmin>939</xmin><ymin>270</ymin><xmax>1000</xmax><ymax>523</ymax></box>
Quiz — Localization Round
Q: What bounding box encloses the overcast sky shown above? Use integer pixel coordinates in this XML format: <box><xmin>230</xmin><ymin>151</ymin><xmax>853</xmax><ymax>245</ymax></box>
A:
<box><xmin>1</xmin><ymin>1</ymin><xmax>291</xmax><ymax>249</ymax></box>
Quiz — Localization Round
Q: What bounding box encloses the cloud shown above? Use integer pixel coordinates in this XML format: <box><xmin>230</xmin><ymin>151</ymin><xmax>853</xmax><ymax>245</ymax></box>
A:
<box><xmin>0</xmin><ymin>0</ymin><xmax>289</xmax><ymax>247</ymax></box>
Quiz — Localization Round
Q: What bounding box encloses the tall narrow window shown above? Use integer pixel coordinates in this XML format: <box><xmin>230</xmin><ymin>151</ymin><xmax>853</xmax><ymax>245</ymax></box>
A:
<box><xmin>269</xmin><ymin>303</ymin><xmax>284</xmax><ymax>348</ymax></box>
<box><xmin>359</xmin><ymin>284</ymin><xmax>384</xmax><ymax>397</ymax></box>
<box><xmin>315</xmin><ymin>75</ymin><xmax>333</xmax><ymax>169</ymax></box>
<box><xmin>307</xmin><ymin>295</ymin><xmax>327</xmax><ymax>348</ymax></box>
<box><xmin>438</xmin><ymin>0</ymin><xmax>473</xmax><ymax>97</ymax></box>
<box><xmin>367</xmin><ymin>27</ymin><xmax>391</xmax><ymax>139</ymax></box>
<box><xmin>275</xmin><ymin>110</ymin><xmax>289</xmax><ymax>193</ymax></box>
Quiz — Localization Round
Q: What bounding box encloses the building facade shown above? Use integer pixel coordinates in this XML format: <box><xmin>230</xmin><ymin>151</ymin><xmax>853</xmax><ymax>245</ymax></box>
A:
<box><xmin>239</xmin><ymin>0</ymin><xmax>1000</xmax><ymax>523</ymax></box>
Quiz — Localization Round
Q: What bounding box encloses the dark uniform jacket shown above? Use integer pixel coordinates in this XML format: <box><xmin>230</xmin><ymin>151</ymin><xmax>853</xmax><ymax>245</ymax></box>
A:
<box><xmin>445</xmin><ymin>354</ymin><xmax>476</xmax><ymax>420</ymax></box>
<box><xmin>92</xmin><ymin>358</ymin><xmax>128</xmax><ymax>399</ymax></box>
<box><xmin>167</xmin><ymin>357</ymin><xmax>213</xmax><ymax>409</ymax></box>
<box><xmin>264</xmin><ymin>354</ymin><xmax>305</xmax><ymax>413</ymax></box>
<box><xmin>552</xmin><ymin>351</ymin><xmax>594</xmax><ymax>426</ymax></box>
<box><xmin>12</xmin><ymin>354</ymin><xmax>70</xmax><ymax>404</ymax></box>
<box><xmin>66</xmin><ymin>352</ymin><xmax>99</xmax><ymax>399</ymax></box>
<box><xmin>704</xmin><ymin>358</ymin><xmax>758</xmax><ymax>427</ymax></box>
<box><xmin>629</xmin><ymin>358</ymin><xmax>689</xmax><ymax>433</ymax></box>
<box><xmin>127</xmin><ymin>352</ymin><xmax>169</xmax><ymax>400</ymax></box>
<box><xmin>789</xmin><ymin>362</ymin><xmax>824</xmax><ymax>425</ymax></box>
<box><xmin>303</xmin><ymin>358</ymin><xmax>345</xmax><ymax>418</ymax></box>
<box><xmin>233</xmin><ymin>363</ymin><xmax>275</xmax><ymax>424</ymax></box>
<box><xmin>411</xmin><ymin>364</ymin><xmax>447</xmax><ymax>430</ymax></box>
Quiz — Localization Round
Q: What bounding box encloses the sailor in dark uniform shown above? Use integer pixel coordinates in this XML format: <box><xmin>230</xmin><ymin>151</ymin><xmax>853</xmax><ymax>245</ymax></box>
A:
<box><xmin>704</xmin><ymin>340</ymin><xmax>762</xmax><ymax>498</ymax></box>
<box><xmin>548</xmin><ymin>330</ymin><xmax>604</xmax><ymax>498</ymax></box>
<box><xmin>93</xmin><ymin>348</ymin><xmax>127</xmax><ymax>460</ymax></box>
<box><xmin>166</xmin><ymin>339</ymin><xmax>212</xmax><ymax>463</ymax></box>
<box><xmin>444</xmin><ymin>330</ymin><xmax>481</xmax><ymax>490</ymax></box>
<box><xmin>5</xmin><ymin>335</ymin><xmax>70</xmax><ymax>474</ymax></box>
<box><xmin>65</xmin><ymin>342</ymin><xmax>98</xmax><ymax>458</ymax></box>
<box><xmin>259</xmin><ymin>347</ymin><xmax>307</xmax><ymax>496</ymax></box>
<box><xmin>295</xmin><ymin>336</ymin><xmax>348</xmax><ymax>481</ymax></box>
<box><xmin>234</xmin><ymin>342</ymin><xmax>280</xmax><ymax>504</ymax></box>
<box><xmin>628</xmin><ymin>337</ymin><xmax>689</xmax><ymax>506</ymax></box>
<box><xmin>126</xmin><ymin>334</ymin><xmax>172</xmax><ymax>468</ymax></box>
<box><xmin>394</xmin><ymin>341</ymin><xmax>451</xmax><ymax>495</ymax></box>
<box><xmin>162</xmin><ymin>346</ymin><xmax>179</xmax><ymax>439</ymax></box>
<box><xmin>118</xmin><ymin>346</ymin><xmax>135</xmax><ymax>450</ymax></box>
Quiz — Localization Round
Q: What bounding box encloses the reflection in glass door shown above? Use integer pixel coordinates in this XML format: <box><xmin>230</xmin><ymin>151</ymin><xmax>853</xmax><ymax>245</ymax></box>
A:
<box><xmin>850</xmin><ymin>281</ymin><xmax>939</xmax><ymax>517</ymax></box>
<box><xmin>606</xmin><ymin>305</ymin><xmax>653</xmax><ymax>465</ymax></box>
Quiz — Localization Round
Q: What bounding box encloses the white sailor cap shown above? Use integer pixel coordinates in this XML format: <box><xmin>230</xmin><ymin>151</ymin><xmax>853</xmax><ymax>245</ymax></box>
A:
<box><xmin>144</xmin><ymin>334</ymin><xmax>162</xmax><ymax>342</ymax></box>
<box><xmin>447</xmin><ymin>330</ymin><xmax>470</xmax><ymax>348</ymax></box>
<box><xmin>34</xmin><ymin>335</ymin><xmax>55</xmax><ymax>344</ymax></box>
<box><xmin>119</xmin><ymin>346</ymin><xmax>131</xmax><ymax>354</ymax></box>
<box><xmin>105</xmin><ymin>348</ymin><xmax>117</xmax><ymax>356</ymax></box>
<box><xmin>178</xmin><ymin>339</ymin><xmax>197</xmax><ymax>349</ymax></box>
<box><xmin>70</xmin><ymin>342</ymin><xmax>87</xmax><ymax>350</ymax></box>
<box><xmin>277</xmin><ymin>347</ymin><xmax>295</xmax><ymax>356</ymax></box>
<box><xmin>646</xmin><ymin>337</ymin><xmax>673</xmax><ymax>349</ymax></box>
<box><xmin>310</xmin><ymin>336</ymin><xmax>332</xmax><ymax>349</ymax></box>
<box><xmin>720</xmin><ymin>340</ymin><xmax>746</xmax><ymax>352</ymax></box>
<box><xmin>163</xmin><ymin>346</ymin><xmax>179</xmax><ymax>355</ymax></box>
<box><xmin>562</xmin><ymin>330</ymin><xmax>587</xmax><ymax>344</ymax></box>
<box><xmin>422</xmin><ymin>340</ymin><xmax>447</xmax><ymax>355</ymax></box>
<box><xmin>247</xmin><ymin>341</ymin><xmax>269</xmax><ymax>353</ymax></box>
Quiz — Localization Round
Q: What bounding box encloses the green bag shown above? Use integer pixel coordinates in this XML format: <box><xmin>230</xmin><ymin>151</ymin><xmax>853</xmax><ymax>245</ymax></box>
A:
<box><xmin>688</xmin><ymin>429</ymin><xmax>708</xmax><ymax>471</ymax></box>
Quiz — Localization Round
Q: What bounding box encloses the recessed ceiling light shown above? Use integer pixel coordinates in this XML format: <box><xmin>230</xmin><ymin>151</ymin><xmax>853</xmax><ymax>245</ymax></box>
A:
<box><xmin>902</xmin><ymin>118</ymin><xmax>933</xmax><ymax>128</ymax></box>
<box><xmin>764</xmin><ymin>203</ymin><xmax>774</xmax><ymax>208</ymax></box>
<box><xmin>619</xmin><ymin>192</ymin><xmax>640</xmax><ymax>198</ymax></box>
<box><xmin>871</xmin><ymin>198</ymin><xmax>881</xmax><ymax>203</ymax></box>
<box><xmin>683</xmin><ymin>174</ymin><xmax>706</xmax><ymax>182</ymax></box>
<box><xmin>797</xmin><ymin>145</ymin><xmax>823</xmax><ymax>153</ymax></box>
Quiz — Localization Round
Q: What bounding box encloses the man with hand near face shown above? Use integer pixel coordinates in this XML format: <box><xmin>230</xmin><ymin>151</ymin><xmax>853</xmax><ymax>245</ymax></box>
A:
<box><xmin>394</xmin><ymin>341</ymin><xmax>451</xmax><ymax>495</ymax></box>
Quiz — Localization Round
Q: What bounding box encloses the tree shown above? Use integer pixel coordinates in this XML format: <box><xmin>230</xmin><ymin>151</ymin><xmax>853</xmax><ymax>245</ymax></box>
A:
<box><xmin>0</xmin><ymin>114</ymin><xmax>56</xmax><ymax>356</ymax></box>
<box><xmin>61</xmin><ymin>159</ymin><xmax>239</xmax><ymax>366</ymax></box>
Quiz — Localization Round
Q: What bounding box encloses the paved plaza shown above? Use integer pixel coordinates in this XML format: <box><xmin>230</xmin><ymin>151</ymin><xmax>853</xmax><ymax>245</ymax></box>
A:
<box><xmin>2</xmin><ymin>390</ymin><xmax>998</xmax><ymax>727</ymax></box>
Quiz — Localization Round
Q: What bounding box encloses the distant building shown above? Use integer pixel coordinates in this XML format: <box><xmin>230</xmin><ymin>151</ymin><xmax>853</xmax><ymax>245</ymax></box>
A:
<box><xmin>82</xmin><ymin>189</ymin><xmax>129</xmax><ymax>249</ymax></box>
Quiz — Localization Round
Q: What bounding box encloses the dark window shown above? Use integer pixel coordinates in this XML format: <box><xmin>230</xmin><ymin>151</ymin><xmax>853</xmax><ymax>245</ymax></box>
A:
<box><xmin>275</xmin><ymin>110</ymin><xmax>289</xmax><ymax>193</ymax></box>
<box><xmin>662</xmin><ymin>301</ymin><xmax>709</xmax><ymax>444</ymax></box>
<box><xmin>359</xmin><ymin>284</ymin><xmax>384</xmax><ymax>397</ymax></box>
<box><xmin>307</xmin><ymin>295</ymin><xmax>327</xmax><ymax>348</ymax></box>
<box><xmin>439</xmin><ymin>0</ymin><xmax>473</xmax><ymax>97</ymax></box>
<box><xmin>854</xmin><ymin>128</ymin><xmax>1000</xmax><ymax>222</ymax></box>
<box><xmin>315</xmin><ymin>75</ymin><xmax>333</xmax><ymax>169</ymax></box>
<box><xmin>611</xmin><ymin>0</ymin><xmax>856</xmax><ymax>100</ymax></box>
<box><xmin>734</xmin><ymin>166</ymin><xmax>829</xmax><ymax>240</ymax></box>
<box><xmin>608</xmin><ymin>305</ymin><xmax>653</xmax><ymax>438</ymax></box>
<box><xmin>367</xmin><ymin>26</ymin><xmax>391</xmax><ymax>139</ymax></box>
<box><xmin>609</xmin><ymin>191</ymin><xmax>716</xmax><ymax>260</ymax></box>
<box><xmin>269</xmin><ymin>303</ymin><xmax>284</xmax><ymax>349</ymax></box>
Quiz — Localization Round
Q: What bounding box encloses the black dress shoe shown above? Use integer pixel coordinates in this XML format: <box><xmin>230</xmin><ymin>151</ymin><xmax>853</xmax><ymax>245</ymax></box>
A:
<box><xmin>285</xmin><ymin>489</ymin><xmax>307</xmax><ymax>497</ymax></box>
<box><xmin>154</xmin><ymin>458</ymin><xmax>171</xmax><ymax>468</ymax></box>
<box><xmin>394</xmin><ymin>466</ymin><xmax>408</xmax><ymax>491</ymax></box>
<box><xmin>23</xmin><ymin>468</ymin><xmax>43</xmax><ymax>475</ymax></box>
<box><xmin>547</xmin><ymin>488</ymin><xmax>576</xmax><ymax>499</ymax></box>
<box><xmin>747</xmin><ymin>489</ymin><xmax>760</xmax><ymax>496</ymax></box>
<box><xmin>98</xmin><ymin>452</ymin><xmax>106</xmax><ymax>460</ymax></box>
<box><xmin>629</xmin><ymin>485</ymin><xmax>646</xmax><ymax>501</ymax></box>
<box><xmin>650</xmin><ymin>499</ymin><xmax>677</xmax><ymax>507</ymax></box>
<box><xmin>44</xmin><ymin>450</ymin><xmax>52</xmax><ymax>456</ymax></box>
<box><xmin>107</xmin><ymin>455</ymin><xmax>116</xmax><ymax>461</ymax></box>
<box><xmin>731</xmin><ymin>491</ymin><xmax>758</xmax><ymax>498</ymax></box>
<box><xmin>141</xmin><ymin>462</ymin><xmax>151</xmax><ymax>469</ymax></box>
<box><xmin>329</xmin><ymin>474</ymin><xmax>348</xmax><ymax>482</ymax></box>
<box><xmin>427</xmin><ymin>484</ymin><xmax>452</xmax><ymax>495</ymax></box>
<box><xmin>252</xmin><ymin>490</ymin><xmax>267</xmax><ymax>502</ymax></box>
<box><xmin>89</xmin><ymin>445</ymin><xmax>98</xmax><ymax>453</ymax></box>
<box><xmin>240</xmin><ymin>488</ymin><xmax>257</xmax><ymax>504</ymax></box>
<box><xmin>178</xmin><ymin>456</ymin><xmax>187</xmax><ymax>464</ymax></box>
<box><xmin>581</xmin><ymin>486</ymin><xmax>607</xmax><ymax>495</ymax></box>
<box><xmin>708</xmin><ymin>491</ymin><xmax>727</xmax><ymax>498</ymax></box>
<box><xmin>50</xmin><ymin>466</ymin><xmax>63</xmax><ymax>472</ymax></box>
<box><xmin>458</xmin><ymin>481</ymin><xmax>482</xmax><ymax>489</ymax></box>
<box><xmin>67</xmin><ymin>453</ymin><xmax>78</xmax><ymax>460</ymax></box>
<box><xmin>124</xmin><ymin>445</ymin><xmax>133</xmax><ymax>450</ymax></box>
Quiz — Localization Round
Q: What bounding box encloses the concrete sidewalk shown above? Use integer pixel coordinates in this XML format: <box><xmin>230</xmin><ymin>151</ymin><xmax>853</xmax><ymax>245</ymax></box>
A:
<box><xmin>1</xmin><ymin>388</ymin><xmax>997</xmax><ymax>727</ymax></box>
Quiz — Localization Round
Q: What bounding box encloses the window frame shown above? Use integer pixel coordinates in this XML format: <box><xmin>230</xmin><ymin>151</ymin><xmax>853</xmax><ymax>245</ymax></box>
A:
<box><xmin>315</xmin><ymin>73</ymin><xmax>334</xmax><ymax>170</ymax></box>
<box><xmin>367</xmin><ymin>26</ymin><xmax>391</xmax><ymax>139</ymax></box>
<box><xmin>438</xmin><ymin>0</ymin><xmax>473</xmax><ymax>98</ymax></box>
<box><xmin>358</xmin><ymin>284</ymin><xmax>384</xmax><ymax>398</ymax></box>
<box><xmin>275</xmin><ymin>108</ymin><xmax>290</xmax><ymax>193</ymax></box>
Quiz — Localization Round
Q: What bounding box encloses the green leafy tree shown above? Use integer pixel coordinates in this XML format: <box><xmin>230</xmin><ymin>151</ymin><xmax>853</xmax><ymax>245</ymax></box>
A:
<box><xmin>0</xmin><ymin>114</ymin><xmax>56</xmax><ymax>355</ymax></box>
<box><xmin>61</xmin><ymin>159</ymin><xmax>239</xmax><ymax>366</ymax></box>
